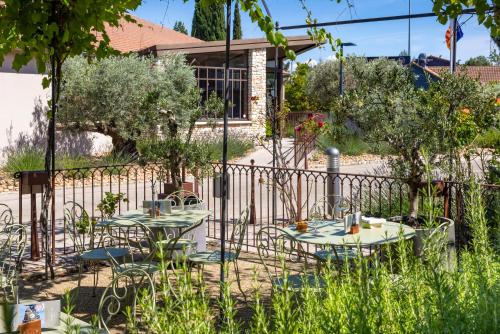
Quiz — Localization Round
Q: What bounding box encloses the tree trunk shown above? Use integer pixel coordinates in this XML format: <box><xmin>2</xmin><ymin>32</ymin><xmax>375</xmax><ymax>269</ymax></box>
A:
<box><xmin>408</xmin><ymin>181</ymin><xmax>420</xmax><ymax>220</ymax></box>
<box><xmin>106</xmin><ymin>130</ymin><xmax>137</xmax><ymax>154</ymax></box>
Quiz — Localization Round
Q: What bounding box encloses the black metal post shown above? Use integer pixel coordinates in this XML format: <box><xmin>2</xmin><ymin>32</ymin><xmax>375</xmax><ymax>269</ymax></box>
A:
<box><xmin>338</xmin><ymin>44</ymin><xmax>344</xmax><ymax>96</ymax></box>
<box><xmin>220</xmin><ymin>0</ymin><xmax>232</xmax><ymax>303</ymax></box>
<box><xmin>408</xmin><ymin>0</ymin><xmax>411</xmax><ymax>58</ymax></box>
<box><xmin>450</xmin><ymin>18</ymin><xmax>458</xmax><ymax>73</ymax></box>
<box><xmin>272</xmin><ymin>22</ymin><xmax>279</xmax><ymax>224</ymax></box>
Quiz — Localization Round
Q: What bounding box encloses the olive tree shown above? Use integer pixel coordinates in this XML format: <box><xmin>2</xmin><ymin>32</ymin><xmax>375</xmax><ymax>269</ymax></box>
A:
<box><xmin>353</xmin><ymin>64</ymin><xmax>497</xmax><ymax>218</ymax></box>
<box><xmin>58</xmin><ymin>54</ymin><xmax>158</xmax><ymax>153</ymax></box>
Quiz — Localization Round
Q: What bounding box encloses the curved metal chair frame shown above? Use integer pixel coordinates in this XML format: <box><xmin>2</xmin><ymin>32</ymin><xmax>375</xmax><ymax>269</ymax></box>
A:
<box><xmin>306</xmin><ymin>198</ymin><xmax>360</xmax><ymax>269</ymax></box>
<box><xmin>308</xmin><ymin>197</ymin><xmax>335</xmax><ymax>221</ymax></box>
<box><xmin>164</xmin><ymin>190</ymin><xmax>205</xmax><ymax>210</ymax></box>
<box><xmin>103</xmin><ymin>219</ymin><xmax>160</xmax><ymax>280</ymax></box>
<box><xmin>98</xmin><ymin>267</ymin><xmax>156</xmax><ymax>333</ymax></box>
<box><xmin>188</xmin><ymin>207</ymin><xmax>250</xmax><ymax>299</ymax></box>
<box><xmin>0</xmin><ymin>204</ymin><xmax>14</xmax><ymax>233</ymax></box>
<box><xmin>160</xmin><ymin>191</ymin><xmax>205</xmax><ymax>262</ymax></box>
<box><xmin>256</xmin><ymin>226</ymin><xmax>325</xmax><ymax>292</ymax></box>
<box><xmin>64</xmin><ymin>201</ymin><xmax>128</xmax><ymax>297</ymax></box>
<box><xmin>0</xmin><ymin>224</ymin><xmax>27</xmax><ymax>302</ymax></box>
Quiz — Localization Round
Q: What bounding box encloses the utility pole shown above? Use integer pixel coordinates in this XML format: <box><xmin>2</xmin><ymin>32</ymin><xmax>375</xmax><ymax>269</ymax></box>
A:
<box><xmin>450</xmin><ymin>18</ymin><xmax>458</xmax><ymax>73</ymax></box>
<box><xmin>408</xmin><ymin>0</ymin><xmax>411</xmax><ymax>58</ymax></box>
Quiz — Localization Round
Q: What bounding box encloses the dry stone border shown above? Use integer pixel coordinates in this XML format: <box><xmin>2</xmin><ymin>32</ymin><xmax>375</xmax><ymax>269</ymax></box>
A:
<box><xmin>0</xmin><ymin>165</ymin><xmax>160</xmax><ymax>193</ymax></box>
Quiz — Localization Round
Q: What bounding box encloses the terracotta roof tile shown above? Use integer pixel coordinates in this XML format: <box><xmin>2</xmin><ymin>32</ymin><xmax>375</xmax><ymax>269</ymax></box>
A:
<box><xmin>427</xmin><ymin>66</ymin><xmax>500</xmax><ymax>84</ymax></box>
<box><xmin>98</xmin><ymin>15</ymin><xmax>202</xmax><ymax>52</ymax></box>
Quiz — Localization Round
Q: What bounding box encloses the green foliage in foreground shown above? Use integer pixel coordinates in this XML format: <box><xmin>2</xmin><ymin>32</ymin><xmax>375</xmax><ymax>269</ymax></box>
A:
<box><xmin>130</xmin><ymin>180</ymin><xmax>498</xmax><ymax>334</ymax></box>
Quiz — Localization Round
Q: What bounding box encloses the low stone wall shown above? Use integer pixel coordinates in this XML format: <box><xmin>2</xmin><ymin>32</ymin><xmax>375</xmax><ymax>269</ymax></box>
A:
<box><xmin>191</xmin><ymin>120</ymin><xmax>262</xmax><ymax>143</ymax></box>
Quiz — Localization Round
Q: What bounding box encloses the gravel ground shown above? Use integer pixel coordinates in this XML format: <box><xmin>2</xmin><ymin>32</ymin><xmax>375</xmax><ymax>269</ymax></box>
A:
<box><xmin>18</xmin><ymin>248</ymin><xmax>272</xmax><ymax>333</ymax></box>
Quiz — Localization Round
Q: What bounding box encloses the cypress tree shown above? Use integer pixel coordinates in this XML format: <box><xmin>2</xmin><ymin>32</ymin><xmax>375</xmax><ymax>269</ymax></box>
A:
<box><xmin>173</xmin><ymin>21</ymin><xmax>188</xmax><ymax>35</ymax></box>
<box><xmin>233</xmin><ymin>1</ymin><xmax>242</xmax><ymax>39</ymax></box>
<box><xmin>191</xmin><ymin>0</ymin><xmax>226</xmax><ymax>41</ymax></box>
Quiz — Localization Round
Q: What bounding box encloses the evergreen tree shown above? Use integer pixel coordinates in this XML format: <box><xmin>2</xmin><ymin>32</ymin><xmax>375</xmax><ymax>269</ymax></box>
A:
<box><xmin>191</xmin><ymin>0</ymin><xmax>226</xmax><ymax>41</ymax></box>
<box><xmin>233</xmin><ymin>1</ymin><xmax>242</xmax><ymax>40</ymax></box>
<box><xmin>173</xmin><ymin>21</ymin><xmax>188</xmax><ymax>35</ymax></box>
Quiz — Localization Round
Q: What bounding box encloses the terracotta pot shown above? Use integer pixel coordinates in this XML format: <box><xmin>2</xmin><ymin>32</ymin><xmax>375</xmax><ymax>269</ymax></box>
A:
<box><xmin>18</xmin><ymin>319</ymin><xmax>41</xmax><ymax>334</ymax></box>
<box><xmin>417</xmin><ymin>180</ymin><xmax>446</xmax><ymax>197</ymax></box>
<box><xmin>161</xmin><ymin>182</ymin><xmax>194</xmax><ymax>197</ymax></box>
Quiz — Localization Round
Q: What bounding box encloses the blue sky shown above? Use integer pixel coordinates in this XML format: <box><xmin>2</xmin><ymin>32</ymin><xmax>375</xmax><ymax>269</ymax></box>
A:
<box><xmin>132</xmin><ymin>0</ymin><xmax>497</xmax><ymax>64</ymax></box>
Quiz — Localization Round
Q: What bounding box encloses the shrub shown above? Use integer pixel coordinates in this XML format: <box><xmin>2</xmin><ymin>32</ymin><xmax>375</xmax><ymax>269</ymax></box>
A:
<box><xmin>2</xmin><ymin>147</ymin><xmax>44</xmax><ymax>175</ymax></box>
<box><xmin>476</xmin><ymin>127</ymin><xmax>500</xmax><ymax>149</ymax></box>
<box><xmin>202</xmin><ymin>137</ymin><xmax>254</xmax><ymax>162</ymax></box>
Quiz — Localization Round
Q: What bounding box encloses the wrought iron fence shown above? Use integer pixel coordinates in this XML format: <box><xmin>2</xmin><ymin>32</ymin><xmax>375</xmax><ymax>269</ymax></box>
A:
<box><xmin>13</xmin><ymin>162</ymin><xmax>500</xmax><ymax>264</ymax></box>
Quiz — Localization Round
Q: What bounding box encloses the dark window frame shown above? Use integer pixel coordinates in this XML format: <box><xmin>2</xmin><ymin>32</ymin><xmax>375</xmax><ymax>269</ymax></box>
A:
<box><xmin>194</xmin><ymin>65</ymin><xmax>248</xmax><ymax>120</ymax></box>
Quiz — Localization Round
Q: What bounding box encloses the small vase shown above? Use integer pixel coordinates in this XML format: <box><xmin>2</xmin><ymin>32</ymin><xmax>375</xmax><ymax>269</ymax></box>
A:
<box><xmin>349</xmin><ymin>224</ymin><xmax>360</xmax><ymax>234</ymax></box>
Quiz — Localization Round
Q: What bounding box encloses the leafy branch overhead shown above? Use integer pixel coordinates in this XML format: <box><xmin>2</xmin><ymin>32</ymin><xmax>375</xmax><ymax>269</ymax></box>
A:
<box><xmin>0</xmin><ymin>0</ymin><xmax>141</xmax><ymax>81</ymax></box>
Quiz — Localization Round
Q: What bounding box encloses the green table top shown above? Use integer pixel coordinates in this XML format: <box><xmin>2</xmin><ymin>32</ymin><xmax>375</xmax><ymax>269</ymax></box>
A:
<box><xmin>283</xmin><ymin>221</ymin><xmax>415</xmax><ymax>246</ymax></box>
<box><xmin>98</xmin><ymin>209</ymin><xmax>212</xmax><ymax>229</ymax></box>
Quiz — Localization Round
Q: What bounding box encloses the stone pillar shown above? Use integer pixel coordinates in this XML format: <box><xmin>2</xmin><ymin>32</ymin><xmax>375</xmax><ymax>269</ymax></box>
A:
<box><xmin>248</xmin><ymin>48</ymin><xmax>267</xmax><ymax>139</ymax></box>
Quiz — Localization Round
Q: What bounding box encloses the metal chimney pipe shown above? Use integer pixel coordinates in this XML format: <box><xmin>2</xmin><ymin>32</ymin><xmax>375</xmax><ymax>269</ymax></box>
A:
<box><xmin>325</xmin><ymin>147</ymin><xmax>341</xmax><ymax>217</ymax></box>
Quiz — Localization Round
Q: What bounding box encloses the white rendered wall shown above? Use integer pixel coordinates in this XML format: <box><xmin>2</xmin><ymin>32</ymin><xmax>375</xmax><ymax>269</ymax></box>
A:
<box><xmin>0</xmin><ymin>56</ymin><xmax>113</xmax><ymax>161</ymax></box>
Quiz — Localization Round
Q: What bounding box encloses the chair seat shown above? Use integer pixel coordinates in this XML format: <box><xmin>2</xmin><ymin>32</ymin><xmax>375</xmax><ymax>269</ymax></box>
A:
<box><xmin>156</xmin><ymin>238</ymin><xmax>197</xmax><ymax>250</ymax></box>
<box><xmin>314</xmin><ymin>248</ymin><xmax>359</xmax><ymax>262</ymax></box>
<box><xmin>81</xmin><ymin>247</ymin><xmax>129</xmax><ymax>261</ymax></box>
<box><xmin>272</xmin><ymin>274</ymin><xmax>326</xmax><ymax>292</ymax></box>
<box><xmin>116</xmin><ymin>262</ymin><xmax>159</xmax><ymax>275</ymax></box>
<box><xmin>188</xmin><ymin>251</ymin><xmax>236</xmax><ymax>264</ymax></box>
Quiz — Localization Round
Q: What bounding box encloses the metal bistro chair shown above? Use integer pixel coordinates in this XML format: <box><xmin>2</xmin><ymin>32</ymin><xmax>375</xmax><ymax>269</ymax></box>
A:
<box><xmin>64</xmin><ymin>201</ymin><xmax>128</xmax><ymax>297</ymax></box>
<box><xmin>98</xmin><ymin>267</ymin><xmax>156</xmax><ymax>333</ymax></box>
<box><xmin>188</xmin><ymin>207</ymin><xmax>249</xmax><ymax>299</ymax></box>
<box><xmin>0</xmin><ymin>224</ymin><xmax>27</xmax><ymax>303</ymax></box>
<box><xmin>103</xmin><ymin>219</ymin><xmax>160</xmax><ymax>281</ymax></box>
<box><xmin>158</xmin><ymin>191</ymin><xmax>206</xmax><ymax>261</ymax></box>
<box><xmin>0</xmin><ymin>204</ymin><xmax>14</xmax><ymax>232</ymax></box>
<box><xmin>257</xmin><ymin>226</ymin><xmax>325</xmax><ymax>292</ymax></box>
<box><xmin>308</xmin><ymin>198</ymin><xmax>359</xmax><ymax>269</ymax></box>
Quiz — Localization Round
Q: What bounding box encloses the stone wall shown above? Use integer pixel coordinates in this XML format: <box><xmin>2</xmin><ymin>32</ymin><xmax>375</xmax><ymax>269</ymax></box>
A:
<box><xmin>191</xmin><ymin>48</ymin><xmax>267</xmax><ymax>142</ymax></box>
<box><xmin>247</xmin><ymin>48</ymin><xmax>267</xmax><ymax>139</ymax></box>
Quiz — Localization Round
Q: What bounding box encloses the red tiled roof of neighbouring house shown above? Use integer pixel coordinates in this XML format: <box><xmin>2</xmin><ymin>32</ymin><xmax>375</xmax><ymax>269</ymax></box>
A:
<box><xmin>426</xmin><ymin>66</ymin><xmax>500</xmax><ymax>84</ymax></box>
<box><xmin>97</xmin><ymin>15</ymin><xmax>202</xmax><ymax>53</ymax></box>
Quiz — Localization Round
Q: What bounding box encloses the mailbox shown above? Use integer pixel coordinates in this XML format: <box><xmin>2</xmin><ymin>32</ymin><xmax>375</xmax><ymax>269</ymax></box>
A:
<box><xmin>20</xmin><ymin>171</ymin><xmax>50</xmax><ymax>194</ymax></box>
<box><xmin>213</xmin><ymin>172</ymin><xmax>230</xmax><ymax>199</ymax></box>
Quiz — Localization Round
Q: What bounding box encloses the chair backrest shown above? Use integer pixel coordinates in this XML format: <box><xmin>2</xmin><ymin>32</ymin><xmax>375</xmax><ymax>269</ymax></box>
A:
<box><xmin>308</xmin><ymin>197</ymin><xmax>334</xmax><ymax>221</ymax></box>
<box><xmin>103</xmin><ymin>219</ymin><xmax>156</xmax><ymax>270</ymax></box>
<box><xmin>165</xmin><ymin>190</ymin><xmax>204</xmax><ymax>210</ymax></box>
<box><xmin>334</xmin><ymin>196</ymin><xmax>352</xmax><ymax>219</ymax></box>
<box><xmin>64</xmin><ymin>202</ymin><xmax>93</xmax><ymax>254</ymax></box>
<box><xmin>98</xmin><ymin>267</ymin><xmax>155</xmax><ymax>333</ymax></box>
<box><xmin>228</xmin><ymin>207</ymin><xmax>250</xmax><ymax>259</ymax></box>
<box><xmin>0</xmin><ymin>204</ymin><xmax>14</xmax><ymax>232</ymax></box>
<box><xmin>0</xmin><ymin>224</ymin><xmax>27</xmax><ymax>301</ymax></box>
<box><xmin>422</xmin><ymin>217</ymin><xmax>454</xmax><ymax>258</ymax></box>
<box><xmin>256</xmin><ymin>226</ymin><xmax>314</xmax><ymax>282</ymax></box>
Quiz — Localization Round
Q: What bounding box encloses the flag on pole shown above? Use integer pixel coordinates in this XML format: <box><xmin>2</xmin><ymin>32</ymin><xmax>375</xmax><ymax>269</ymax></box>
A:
<box><xmin>445</xmin><ymin>22</ymin><xmax>464</xmax><ymax>49</ymax></box>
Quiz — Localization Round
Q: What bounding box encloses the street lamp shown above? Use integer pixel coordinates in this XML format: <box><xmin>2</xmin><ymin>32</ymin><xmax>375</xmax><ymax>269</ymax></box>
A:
<box><xmin>338</xmin><ymin>42</ymin><xmax>356</xmax><ymax>96</ymax></box>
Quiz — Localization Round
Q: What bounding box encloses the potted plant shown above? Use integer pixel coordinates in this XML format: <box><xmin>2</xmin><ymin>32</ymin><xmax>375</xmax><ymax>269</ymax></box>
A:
<box><xmin>137</xmin><ymin>54</ymin><xmax>222</xmax><ymax>195</ymax></box>
<box><xmin>97</xmin><ymin>192</ymin><xmax>127</xmax><ymax>219</ymax></box>
<box><xmin>388</xmin><ymin>151</ymin><xmax>455</xmax><ymax>256</ymax></box>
